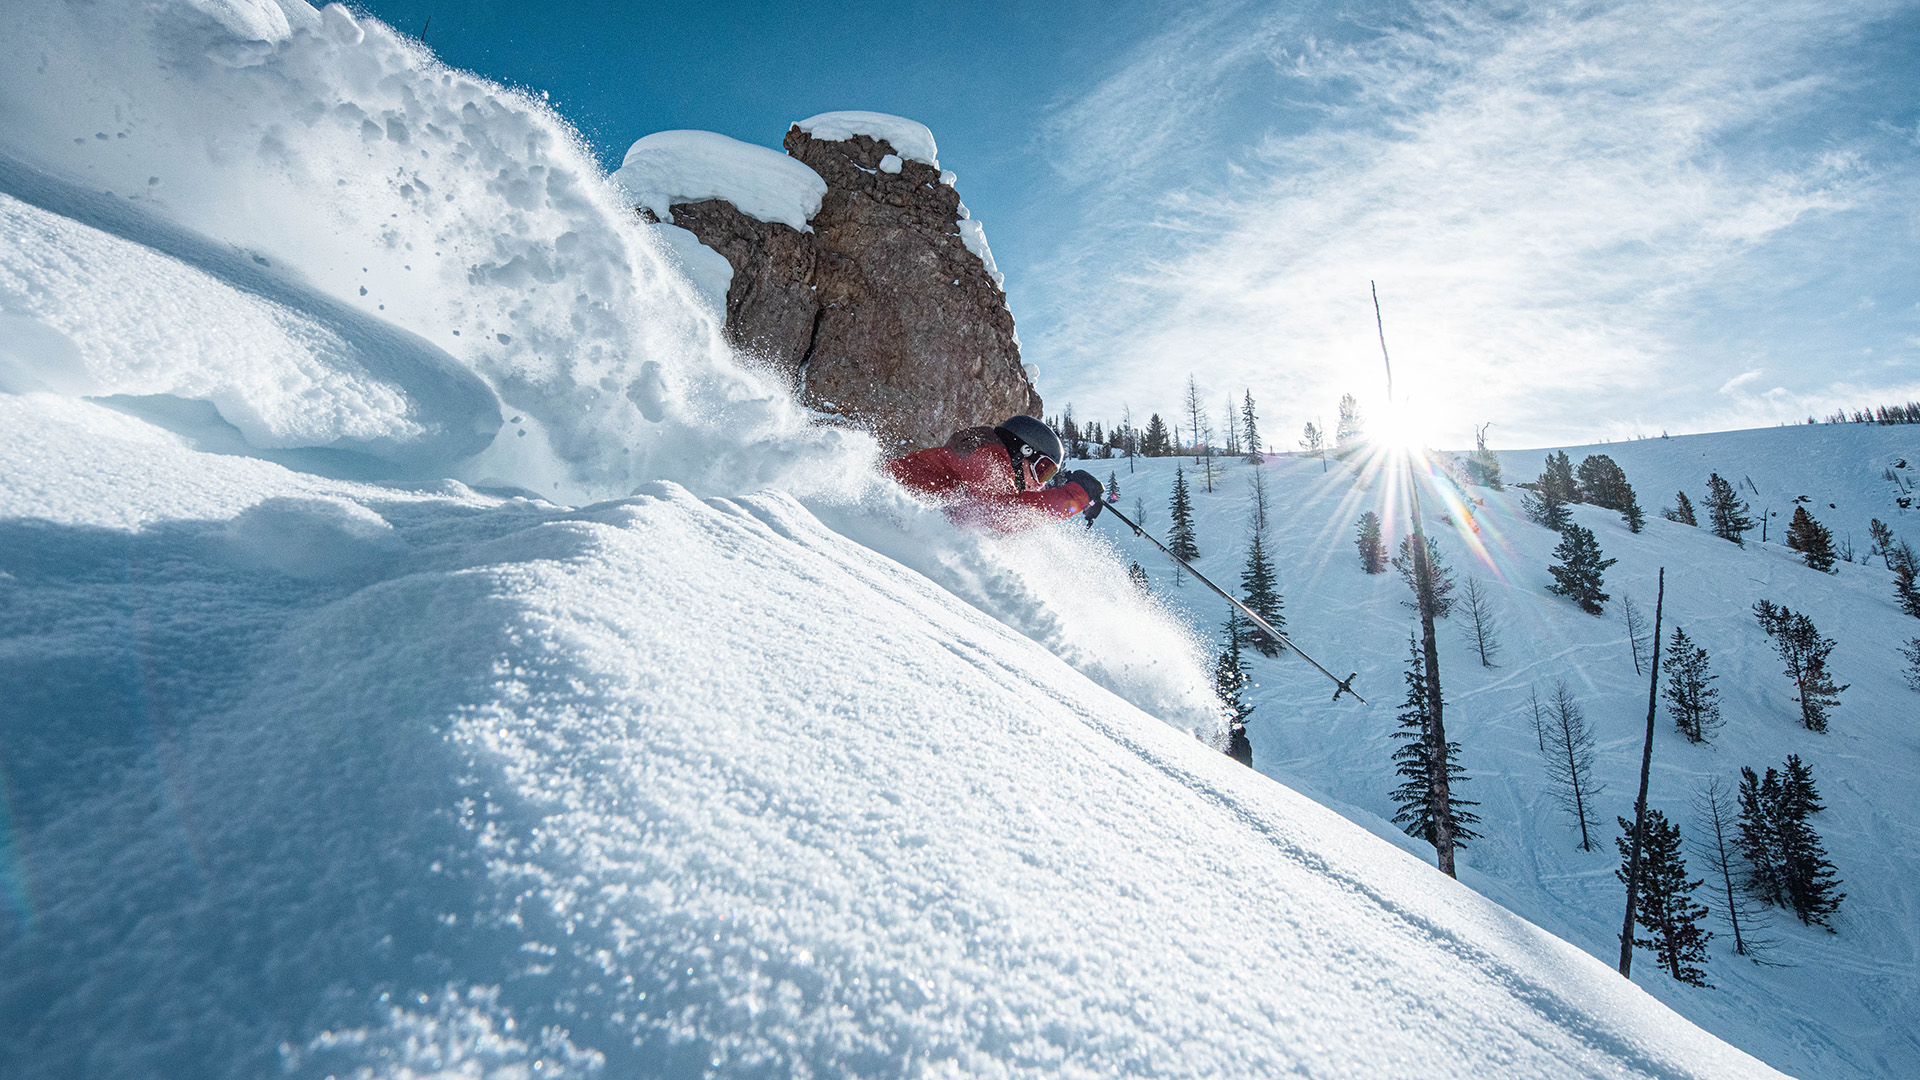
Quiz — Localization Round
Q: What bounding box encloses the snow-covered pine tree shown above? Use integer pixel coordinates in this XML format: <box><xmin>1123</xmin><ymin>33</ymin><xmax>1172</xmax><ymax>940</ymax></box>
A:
<box><xmin>1664</xmin><ymin>490</ymin><xmax>1699</xmax><ymax>526</ymax></box>
<box><xmin>1460</xmin><ymin>576</ymin><xmax>1500</xmax><ymax>666</ymax></box>
<box><xmin>1704</xmin><ymin>473</ymin><xmax>1755</xmax><ymax>545</ymax></box>
<box><xmin>1663</xmin><ymin>627</ymin><xmax>1722</xmax><ymax>743</ymax></box>
<box><xmin>1107</xmin><ymin>471</ymin><xmax>1119</xmax><ymax>501</ymax></box>
<box><xmin>1887</xmin><ymin>540</ymin><xmax>1920</xmax><ymax>618</ymax></box>
<box><xmin>1466</xmin><ymin>423</ymin><xmax>1503</xmax><ymax>489</ymax></box>
<box><xmin>1753</xmin><ymin>601</ymin><xmax>1846</xmax><ymax>731</ymax></box>
<box><xmin>1142</xmin><ymin>413</ymin><xmax>1172</xmax><ymax>457</ymax></box>
<box><xmin>1547</xmin><ymin>523</ymin><xmax>1616</xmax><ymax>615</ymax></box>
<box><xmin>1623</xmin><ymin>592</ymin><xmax>1653</xmax><ymax>675</ymax></box>
<box><xmin>1127</xmin><ymin>560</ymin><xmax>1149</xmax><ymax>594</ymax></box>
<box><xmin>1241</xmin><ymin>390</ymin><xmax>1263</xmax><ymax>464</ymax></box>
<box><xmin>1693</xmin><ymin>778</ymin><xmax>1777</xmax><ymax>962</ymax></box>
<box><xmin>1240</xmin><ymin>528</ymin><xmax>1284</xmax><ymax>657</ymax></box>
<box><xmin>1389</xmin><ymin>635</ymin><xmax>1480</xmax><ymax>848</ymax></box>
<box><xmin>1903</xmin><ymin>637</ymin><xmax>1920</xmax><ymax>692</ymax></box>
<box><xmin>1394</xmin><ymin>533</ymin><xmax>1456</xmax><ymax>617</ymax></box>
<box><xmin>1335</xmin><ymin>393</ymin><xmax>1364</xmax><ymax>455</ymax></box>
<box><xmin>1213</xmin><ymin>615</ymin><xmax>1254</xmax><ymax>766</ymax></box>
<box><xmin>1541</xmin><ymin>681</ymin><xmax>1604</xmax><ymax>851</ymax></box>
<box><xmin>1785</xmin><ymin>506</ymin><xmax>1837</xmax><ymax>572</ymax></box>
<box><xmin>1355</xmin><ymin>511</ymin><xmax>1387</xmax><ymax>574</ymax></box>
<box><xmin>1615</xmin><ymin>810</ymin><xmax>1713</xmax><ymax>986</ymax></box>
<box><xmin>1167</xmin><ymin>466</ymin><xmax>1199</xmax><ymax>582</ymax></box>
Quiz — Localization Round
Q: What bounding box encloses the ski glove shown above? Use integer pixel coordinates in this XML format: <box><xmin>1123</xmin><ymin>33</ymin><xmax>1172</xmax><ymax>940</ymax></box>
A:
<box><xmin>1061</xmin><ymin>470</ymin><xmax>1104</xmax><ymax>520</ymax></box>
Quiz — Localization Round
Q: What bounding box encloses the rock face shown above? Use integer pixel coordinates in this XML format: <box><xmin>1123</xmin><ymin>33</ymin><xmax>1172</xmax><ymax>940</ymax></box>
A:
<box><xmin>660</xmin><ymin>127</ymin><xmax>1039</xmax><ymax>452</ymax></box>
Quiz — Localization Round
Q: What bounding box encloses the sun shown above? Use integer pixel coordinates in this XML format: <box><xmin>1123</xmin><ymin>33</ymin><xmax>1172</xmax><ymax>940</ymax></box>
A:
<box><xmin>1373</xmin><ymin>399</ymin><xmax>1439</xmax><ymax>456</ymax></box>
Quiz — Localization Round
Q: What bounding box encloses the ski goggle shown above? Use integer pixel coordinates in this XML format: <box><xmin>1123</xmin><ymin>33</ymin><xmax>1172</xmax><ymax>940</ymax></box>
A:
<box><xmin>1021</xmin><ymin>446</ymin><xmax>1060</xmax><ymax>486</ymax></box>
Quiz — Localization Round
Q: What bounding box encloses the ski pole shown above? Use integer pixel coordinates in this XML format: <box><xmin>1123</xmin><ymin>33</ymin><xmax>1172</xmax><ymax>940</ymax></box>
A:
<box><xmin>1097</xmin><ymin>501</ymin><xmax>1366</xmax><ymax>704</ymax></box>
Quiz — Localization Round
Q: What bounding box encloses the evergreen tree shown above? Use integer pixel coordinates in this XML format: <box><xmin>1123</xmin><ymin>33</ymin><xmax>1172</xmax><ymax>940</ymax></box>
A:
<box><xmin>1388</xmin><ymin>635</ymin><xmax>1481</xmax><ymax>848</ymax></box>
<box><xmin>1355</xmin><ymin>511</ymin><xmax>1387</xmax><ymax>574</ymax></box>
<box><xmin>1167</xmin><ymin>465</ymin><xmax>1199</xmax><ymax>582</ymax></box>
<box><xmin>1887</xmin><ymin>540</ymin><xmax>1920</xmax><ymax>618</ymax></box>
<box><xmin>1662</xmin><ymin>627</ymin><xmax>1722</xmax><ymax>743</ymax></box>
<box><xmin>1785</xmin><ymin>506</ymin><xmax>1837</xmax><ymax>572</ymax></box>
<box><xmin>1575</xmin><ymin>454</ymin><xmax>1630</xmax><ymax>508</ymax></box>
<box><xmin>1460</xmin><ymin>576</ymin><xmax>1500</xmax><ymax>667</ymax></box>
<box><xmin>1704</xmin><ymin>473</ymin><xmax>1754</xmax><ymax>545</ymax></box>
<box><xmin>1543</xmin><ymin>451</ymin><xmax>1579</xmax><ymax>503</ymax></box>
<box><xmin>1394</xmin><ymin>533</ymin><xmax>1456</xmax><ymax>617</ymax></box>
<box><xmin>1213</xmin><ymin>615</ymin><xmax>1254</xmax><ymax>766</ymax></box>
<box><xmin>1547</xmin><ymin>523</ymin><xmax>1617</xmax><ymax>615</ymax></box>
<box><xmin>1299</xmin><ymin>421</ymin><xmax>1326</xmax><ymax>469</ymax></box>
<box><xmin>1623</xmin><ymin>593</ymin><xmax>1653</xmax><ymax>675</ymax></box>
<box><xmin>1107</xmin><ymin>471</ymin><xmax>1120</xmax><ymax>501</ymax></box>
<box><xmin>1753</xmin><ymin>601</ymin><xmax>1847</xmax><ymax>731</ymax></box>
<box><xmin>1664</xmin><ymin>490</ymin><xmax>1699</xmax><ymax>526</ymax></box>
<box><xmin>1868</xmin><ymin>518</ymin><xmax>1897</xmax><ymax>566</ymax></box>
<box><xmin>1692</xmin><ymin>778</ymin><xmax>1777</xmax><ymax>962</ymax></box>
<box><xmin>1142</xmin><ymin>413</ymin><xmax>1173</xmax><ymax>457</ymax></box>
<box><xmin>1335</xmin><ymin>393</ymin><xmax>1364</xmax><ymax>454</ymax></box>
<box><xmin>1240</xmin><ymin>527</ymin><xmax>1285</xmax><ymax>656</ymax></box>
<box><xmin>1241</xmin><ymin>390</ymin><xmax>1263</xmax><ymax>464</ymax></box>
<box><xmin>1621</xmin><ymin>484</ymin><xmax>1646</xmax><ymax>533</ymax></box>
<box><xmin>1521</xmin><ymin>474</ymin><xmax>1573</xmax><ymax>531</ymax></box>
<box><xmin>1540</xmin><ymin>681</ymin><xmax>1604</xmax><ymax>850</ymax></box>
<box><xmin>1127</xmin><ymin>560</ymin><xmax>1150</xmax><ymax>595</ymax></box>
<box><xmin>1615</xmin><ymin>810</ymin><xmax>1713</xmax><ymax>986</ymax></box>
<box><xmin>1466</xmin><ymin>423</ymin><xmax>1504</xmax><ymax>489</ymax></box>
<box><xmin>1737</xmin><ymin>758</ymin><xmax>1845</xmax><ymax>928</ymax></box>
<box><xmin>1902</xmin><ymin>637</ymin><xmax>1920</xmax><ymax>693</ymax></box>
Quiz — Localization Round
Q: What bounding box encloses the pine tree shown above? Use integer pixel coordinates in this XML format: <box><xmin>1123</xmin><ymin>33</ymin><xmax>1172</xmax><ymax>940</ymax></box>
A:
<box><xmin>1240</xmin><ymin>528</ymin><xmax>1284</xmax><ymax>656</ymax></box>
<box><xmin>1868</xmin><ymin>518</ymin><xmax>1896</xmax><ymax>566</ymax></box>
<box><xmin>1167</xmin><ymin>465</ymin><xmax>1199</xmax><ymax>582</ymax></box>
<box><xmin>1662</xmin><ymin>627</ymin><xmax>1722</xmax><ymax>743</ymax></box>
<box><xmin>1623</xmin><ymin>593</ymin><xmax>1653</xmax><ymax>675</ymax></box>
<box><xmin>1887</xmin><ymin>540</ymin><xmax>1920</xmax><ymax>618</ymax></box>
<box><xmin>1692</xmin><ymin>778</ymin><xmax>1777</xmax><ymax>962</ymax></box>
<box><xmin>1394</xmin><ymin>533</ymin><xmax>1456</xmax><ymax>617</ymax></box>
<box><xmin>1107</xmin><ymin>471</ymin><xmax>1120</xmax><ymax>501</ymax></box>
<box><xmin>1127</xmin><ymin>560</ymin><xmax>1149</xmax><ymax>595</ymax></box>
<box><xmin>1665</xmin><ymin>490</ymin><xmax>1699</xmax><ymax>526</ymax></box>
<box><xmin>1249</xmin><ymin>465</ymin><xmax>1271</xmax><ymax>534</ymax></box>
<box><xmin>1214</xmin><ymin>615</ymin><xmax>1254</xmax><ymax>766</ymax></box>
<box><xmin>1389</xmin><ymin>635</ymin><xmax>1481</xmax><ymax>848</ymax></box>
<box><xmin>1522</xmin><ymin>478</ymin><xmax>1573</xmax><ymax>532</ymax></box>
<box><xmin>1547</xmin><ymin>523</ymin><xmax>1617</xmax><ymax>615</ymax></box>
<box><xmin>1142</xmin><ymin>413</ymin><xmax>1172</xmax><ymax>457</ymax></box>
<box><xmin>1241</xmin><ymin>390</ymin><xmax>1263</xmax><ymax>464</ymax></box>
<box><xmin>1466</xmin><ymin>423</ymin><xmax>1503</xmax><ymax>489</ymax></box>
<box><xmin>1355</xmin><ymin>511</ymin><xmax>1387</xmax><ymax>574</ymax></box>
<box><xmin>1621</xmin><ymin>483</ymin><xmax>1646</xmax><ymax>533</ymax></box>
<box><xmin>1902</xmin><ymin>637</ymin><xmax>1920</xmax><ymax>692</ymax></box>
<box><xmin>1335</xmin><ymin>393</ymin><xmax>1364</xmax><ymax>455</ymax></box>
<box><xmin>1222</xmin><ymin>396</ymin><xmax>1242</xmax><ymax>458</ymax></box>
<box><xmin>1615</xmin><ymin>810</ymin><xmax>1713</xmax><ymax>986</ymax></box>
<box><xmin>1753</xmin><ymin>601</ymin><xmax>1846</xmax><ymax>731</ymax></box>
<box><xmin>1540</xmin><ymin>681</ymin><xmax>1604</xmax><ymax>850</ymax></box>
<box><xmin>1543</xmin><ymin>451</ymin><xmax>1579</xmax><ymax>503</ymax></box>
<box><xmin>1737</xmin><ymin>759</ymin><xmax>1845</xmax><ymax>928</ymax></box>
<box><xmin>1184</xmin><ymin>375</ymin><xmax>1209</xmax><ymax>465</ymax></box>
<box><xmin>1704</xmin><ymin>473</ymin><xmax>1754</xmax><ymax>545</ymax></box>
<box><xmin>1460</xmin><ymin>576</ymin><xmax>1500</xmax><ymax>667</ymax></box>
<box><xmin>1785</xmin><ymin>506</ymin><xmax>1837</xmax><ymax>572</ymax></box>
<box><xmin>1575</xmin><ymin>454</ymin><xmax>1629</xmax><ymax>508</ymax></box>
<box><xmin>1299</xmin><ymin>421</ymin><xmax>1326</xmax><ymax>469</ymax></box>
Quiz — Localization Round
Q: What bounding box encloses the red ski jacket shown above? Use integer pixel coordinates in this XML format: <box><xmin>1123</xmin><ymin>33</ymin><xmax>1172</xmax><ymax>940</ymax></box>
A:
<box><xmin>887</xmin><ymin>426</ymin><xmax>1094</xmax><ymax>529</ymax></box>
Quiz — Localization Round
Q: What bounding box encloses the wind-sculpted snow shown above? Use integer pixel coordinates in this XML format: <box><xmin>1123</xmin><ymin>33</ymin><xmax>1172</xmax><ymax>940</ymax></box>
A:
<box><xmin>0</xmin><ymin>400</ymin><xmax>1781</xmax><ymax>1079</ymax></box>
<box><xmin>0</xmin><ymin>0</ymin><xmax>860</xmax><ymax>502</ymax></box>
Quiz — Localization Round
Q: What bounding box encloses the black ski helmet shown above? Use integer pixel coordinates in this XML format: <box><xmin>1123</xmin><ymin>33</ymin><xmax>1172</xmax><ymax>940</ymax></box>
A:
<box><xmin>994</xmin><ymin>414</ymin><xmax>1064</xmax><ymax>466</ymax></box>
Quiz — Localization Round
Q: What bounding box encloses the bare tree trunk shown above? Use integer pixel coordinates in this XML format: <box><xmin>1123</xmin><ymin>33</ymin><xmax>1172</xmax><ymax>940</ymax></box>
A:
<box><xmin>1619</xmin><ymin>568</ymin><xmax>1666</xmax><ymax>976</ymax></box>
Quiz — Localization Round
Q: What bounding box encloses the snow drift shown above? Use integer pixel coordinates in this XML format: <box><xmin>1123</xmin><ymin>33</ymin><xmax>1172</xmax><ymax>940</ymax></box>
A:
<box><xmin>0</xmin><ymin>1</ymin><xmax>1791</xmax><ymax>1077</ymax></box>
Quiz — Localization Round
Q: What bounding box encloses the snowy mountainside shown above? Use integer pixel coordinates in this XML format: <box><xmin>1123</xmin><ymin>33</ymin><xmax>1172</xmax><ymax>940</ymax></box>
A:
<box><xmin>1091</xmin><ymin>428</ymin><xmax>1920</xmax><ymax>1080</ymax></box>
<box><xmin>0</xmin><ymin>1</ymin><xmax>1802</xmax><ymax>1075</ymax></box>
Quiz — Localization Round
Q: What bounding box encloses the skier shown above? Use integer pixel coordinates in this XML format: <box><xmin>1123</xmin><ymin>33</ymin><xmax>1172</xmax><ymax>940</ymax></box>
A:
<box><xmin>888</xmin><ymin>414</ymin><xmax>1105</xmax><ymax>529</ymax></box>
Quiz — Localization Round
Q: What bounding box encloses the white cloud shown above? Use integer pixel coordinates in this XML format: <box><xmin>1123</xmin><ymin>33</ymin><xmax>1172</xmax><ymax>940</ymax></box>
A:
<box><xmin>1022</xmin><ymin>0</ymin><xmax>1909</xmax><ymax>447</ymax></box>
<box><xmin>1719</xmin><ymin>370</ymin><xmax>1764</xmax><ymax>393</ymax></box>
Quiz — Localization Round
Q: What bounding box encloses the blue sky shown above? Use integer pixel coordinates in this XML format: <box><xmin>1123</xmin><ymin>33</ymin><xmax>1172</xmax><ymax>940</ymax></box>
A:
<box><xmin>354</xmin><ymin>0</ymin><xmax>1920</xmax><ymax>450</ymax></box>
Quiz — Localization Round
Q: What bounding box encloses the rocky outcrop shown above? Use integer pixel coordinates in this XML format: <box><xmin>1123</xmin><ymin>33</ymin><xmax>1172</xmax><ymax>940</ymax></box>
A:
<box><xmin>656</xmin><ymin>126</ymin><xmax>1039</xmax><ymax>452</ymax></box>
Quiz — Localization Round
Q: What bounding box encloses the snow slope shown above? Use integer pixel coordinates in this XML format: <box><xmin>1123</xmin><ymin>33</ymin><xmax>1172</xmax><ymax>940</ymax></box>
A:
<box><xmin>1091</xmin><ymin>432</ymin><xmax>1920</xmax><ymax>1080</ymax></box>
<box><xmin>0</xmin><ymin>1</ymin><xmax>1802</xmax><ymax>1076</ymax></box>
